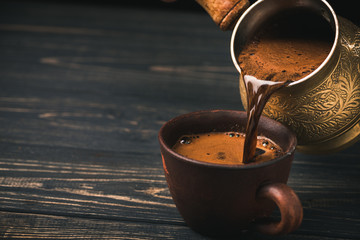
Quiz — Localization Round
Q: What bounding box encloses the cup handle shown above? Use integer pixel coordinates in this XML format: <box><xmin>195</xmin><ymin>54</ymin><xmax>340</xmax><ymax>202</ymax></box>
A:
<box><xmin>255</xmin><ymin>183</ymin><xmax>303</xmax><ymax>235</ymax></box>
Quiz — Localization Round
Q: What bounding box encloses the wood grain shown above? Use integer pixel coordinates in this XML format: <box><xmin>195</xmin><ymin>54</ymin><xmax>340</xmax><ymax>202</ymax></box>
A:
<box><xmin>0</xmin><ymin>0</ymin><xmax>359</xmax><ymax>239</ymax></box>
<box><xmin>2</xmin><ymin>211</ymin><xmax>355</xmax><ymax>240</ymax></box>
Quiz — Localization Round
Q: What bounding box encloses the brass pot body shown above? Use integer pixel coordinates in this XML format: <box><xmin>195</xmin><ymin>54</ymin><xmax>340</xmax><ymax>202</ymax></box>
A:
<box><xmin>231</xmin><ymin>0</ymin><xmax>360</xmax><ymax>153</ymax></box>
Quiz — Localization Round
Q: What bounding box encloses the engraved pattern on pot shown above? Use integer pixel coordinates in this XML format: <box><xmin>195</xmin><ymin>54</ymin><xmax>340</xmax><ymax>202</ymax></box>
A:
<box><xmin>263</xmin><ymin>18</ymin><xmax>360</xmax><ymax>144</ymax></box>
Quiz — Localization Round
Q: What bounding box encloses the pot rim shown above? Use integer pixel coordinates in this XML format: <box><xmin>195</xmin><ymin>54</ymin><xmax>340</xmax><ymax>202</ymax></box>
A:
<box><xmin>230</xmin><ymin>0</ymin><xmax>339</xmax><ymax>87</ymax></box>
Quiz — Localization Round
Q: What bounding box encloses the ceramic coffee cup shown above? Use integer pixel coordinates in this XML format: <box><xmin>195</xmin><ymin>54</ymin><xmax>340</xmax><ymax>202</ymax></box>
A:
<box><xmin>158</xmin><ymin>110</ymin><xmax>302</xmax><ymax>237</ymax></box>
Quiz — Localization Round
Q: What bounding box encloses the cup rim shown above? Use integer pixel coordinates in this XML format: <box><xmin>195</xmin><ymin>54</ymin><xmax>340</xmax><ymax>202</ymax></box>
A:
<box><xmin>158</xmin><ymin>110</ymin><xmax>297</xmax><ymax>170</ymax></box>
<box><xmin>230</xmin><ymin>0</ymin><xmax>339</xmax><ymax>87</ymax></box>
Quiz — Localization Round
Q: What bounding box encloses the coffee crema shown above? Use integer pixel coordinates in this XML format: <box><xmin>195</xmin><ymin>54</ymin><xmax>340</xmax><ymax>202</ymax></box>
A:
<box><xmin>172</xmin><ymin>132</ymin><xmax>283</xmax><ymax>165</ymax></box>
<box><xmin>237</xmin><ymin>9</ymin><xmax>334</xmax><ymax>82</ymax></box>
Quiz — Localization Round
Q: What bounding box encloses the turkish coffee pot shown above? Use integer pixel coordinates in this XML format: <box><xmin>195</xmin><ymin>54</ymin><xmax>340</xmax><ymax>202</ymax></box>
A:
<box><xmin>196</xmin><ymin>0</ymin><xmax>360</xmax><ymax>153</ymax></box>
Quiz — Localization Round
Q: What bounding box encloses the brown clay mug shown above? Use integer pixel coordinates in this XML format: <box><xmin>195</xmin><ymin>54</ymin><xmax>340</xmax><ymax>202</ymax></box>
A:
<box><xmin>158</xmin><ymin>110</ymin><xmax>303</xmax><ymax>237</ymax></box>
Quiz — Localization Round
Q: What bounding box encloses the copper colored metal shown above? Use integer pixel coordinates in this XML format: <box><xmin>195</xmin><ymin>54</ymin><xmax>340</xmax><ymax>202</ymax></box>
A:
<box><xmin>230</xmin><ymin>0</ymin><xmax>360</xmax><ymax>153</ymax></box>
<box><xmin>158</xmin><ymin>110</ymin><xmax>302</xmax><ymax>237</ymax></box>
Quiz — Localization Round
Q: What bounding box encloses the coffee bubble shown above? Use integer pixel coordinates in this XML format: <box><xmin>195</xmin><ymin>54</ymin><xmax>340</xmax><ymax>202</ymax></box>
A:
<box><xmin>180</xmin><ymin>137</ymin><xmax>192</xmax><ymax>144</ymax></box>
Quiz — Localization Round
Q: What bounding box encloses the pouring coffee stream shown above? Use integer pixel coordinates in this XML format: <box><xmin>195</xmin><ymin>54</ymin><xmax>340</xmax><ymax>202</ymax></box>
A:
<box><xmin>242</xmin><ymin>75</ymin><xmax>290</xmax><ymax>163</ymax></box>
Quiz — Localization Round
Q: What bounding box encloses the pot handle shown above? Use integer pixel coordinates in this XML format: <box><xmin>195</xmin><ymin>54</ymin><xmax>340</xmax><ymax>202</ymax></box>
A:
<box><xmin>255</xmin><ymin>183</ymin><xmax>303</xmax><ymax>235</ymax></box>
<box><xmin>195</xmin><ymin>0</ymin><xmax>250</xmax><ymax>31</ymax></box>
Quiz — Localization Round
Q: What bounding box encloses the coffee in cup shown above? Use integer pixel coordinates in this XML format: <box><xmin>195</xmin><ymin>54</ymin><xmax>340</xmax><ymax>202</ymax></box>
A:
<box><xmin>172</xmin><ymin>132</ymin><xmax>283</xmax><ymax>165</ymax></box>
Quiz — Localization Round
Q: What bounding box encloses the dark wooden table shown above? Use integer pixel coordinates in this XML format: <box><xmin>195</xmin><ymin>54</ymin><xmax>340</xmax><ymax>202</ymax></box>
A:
<box><xmin>0</xmin><ymin>1</ymin><xmax>359</xmax><ymax>239</ymax></box>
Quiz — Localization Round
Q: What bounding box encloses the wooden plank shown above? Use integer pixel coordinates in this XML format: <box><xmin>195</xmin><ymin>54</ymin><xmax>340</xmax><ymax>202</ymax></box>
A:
<box><xmin>0</xmin><ymin>211</ymin><xmax>202</xmax><ymax>240</ymax></box>
<box><xmin>0</xmin><ymin>211</ymin><xmax>354</xmax><ymax>240</ymax></box>
<box><xmin>0</xmin><ymin>142</ymin><xmax>180</xmax><ymax>223</ymax></box>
